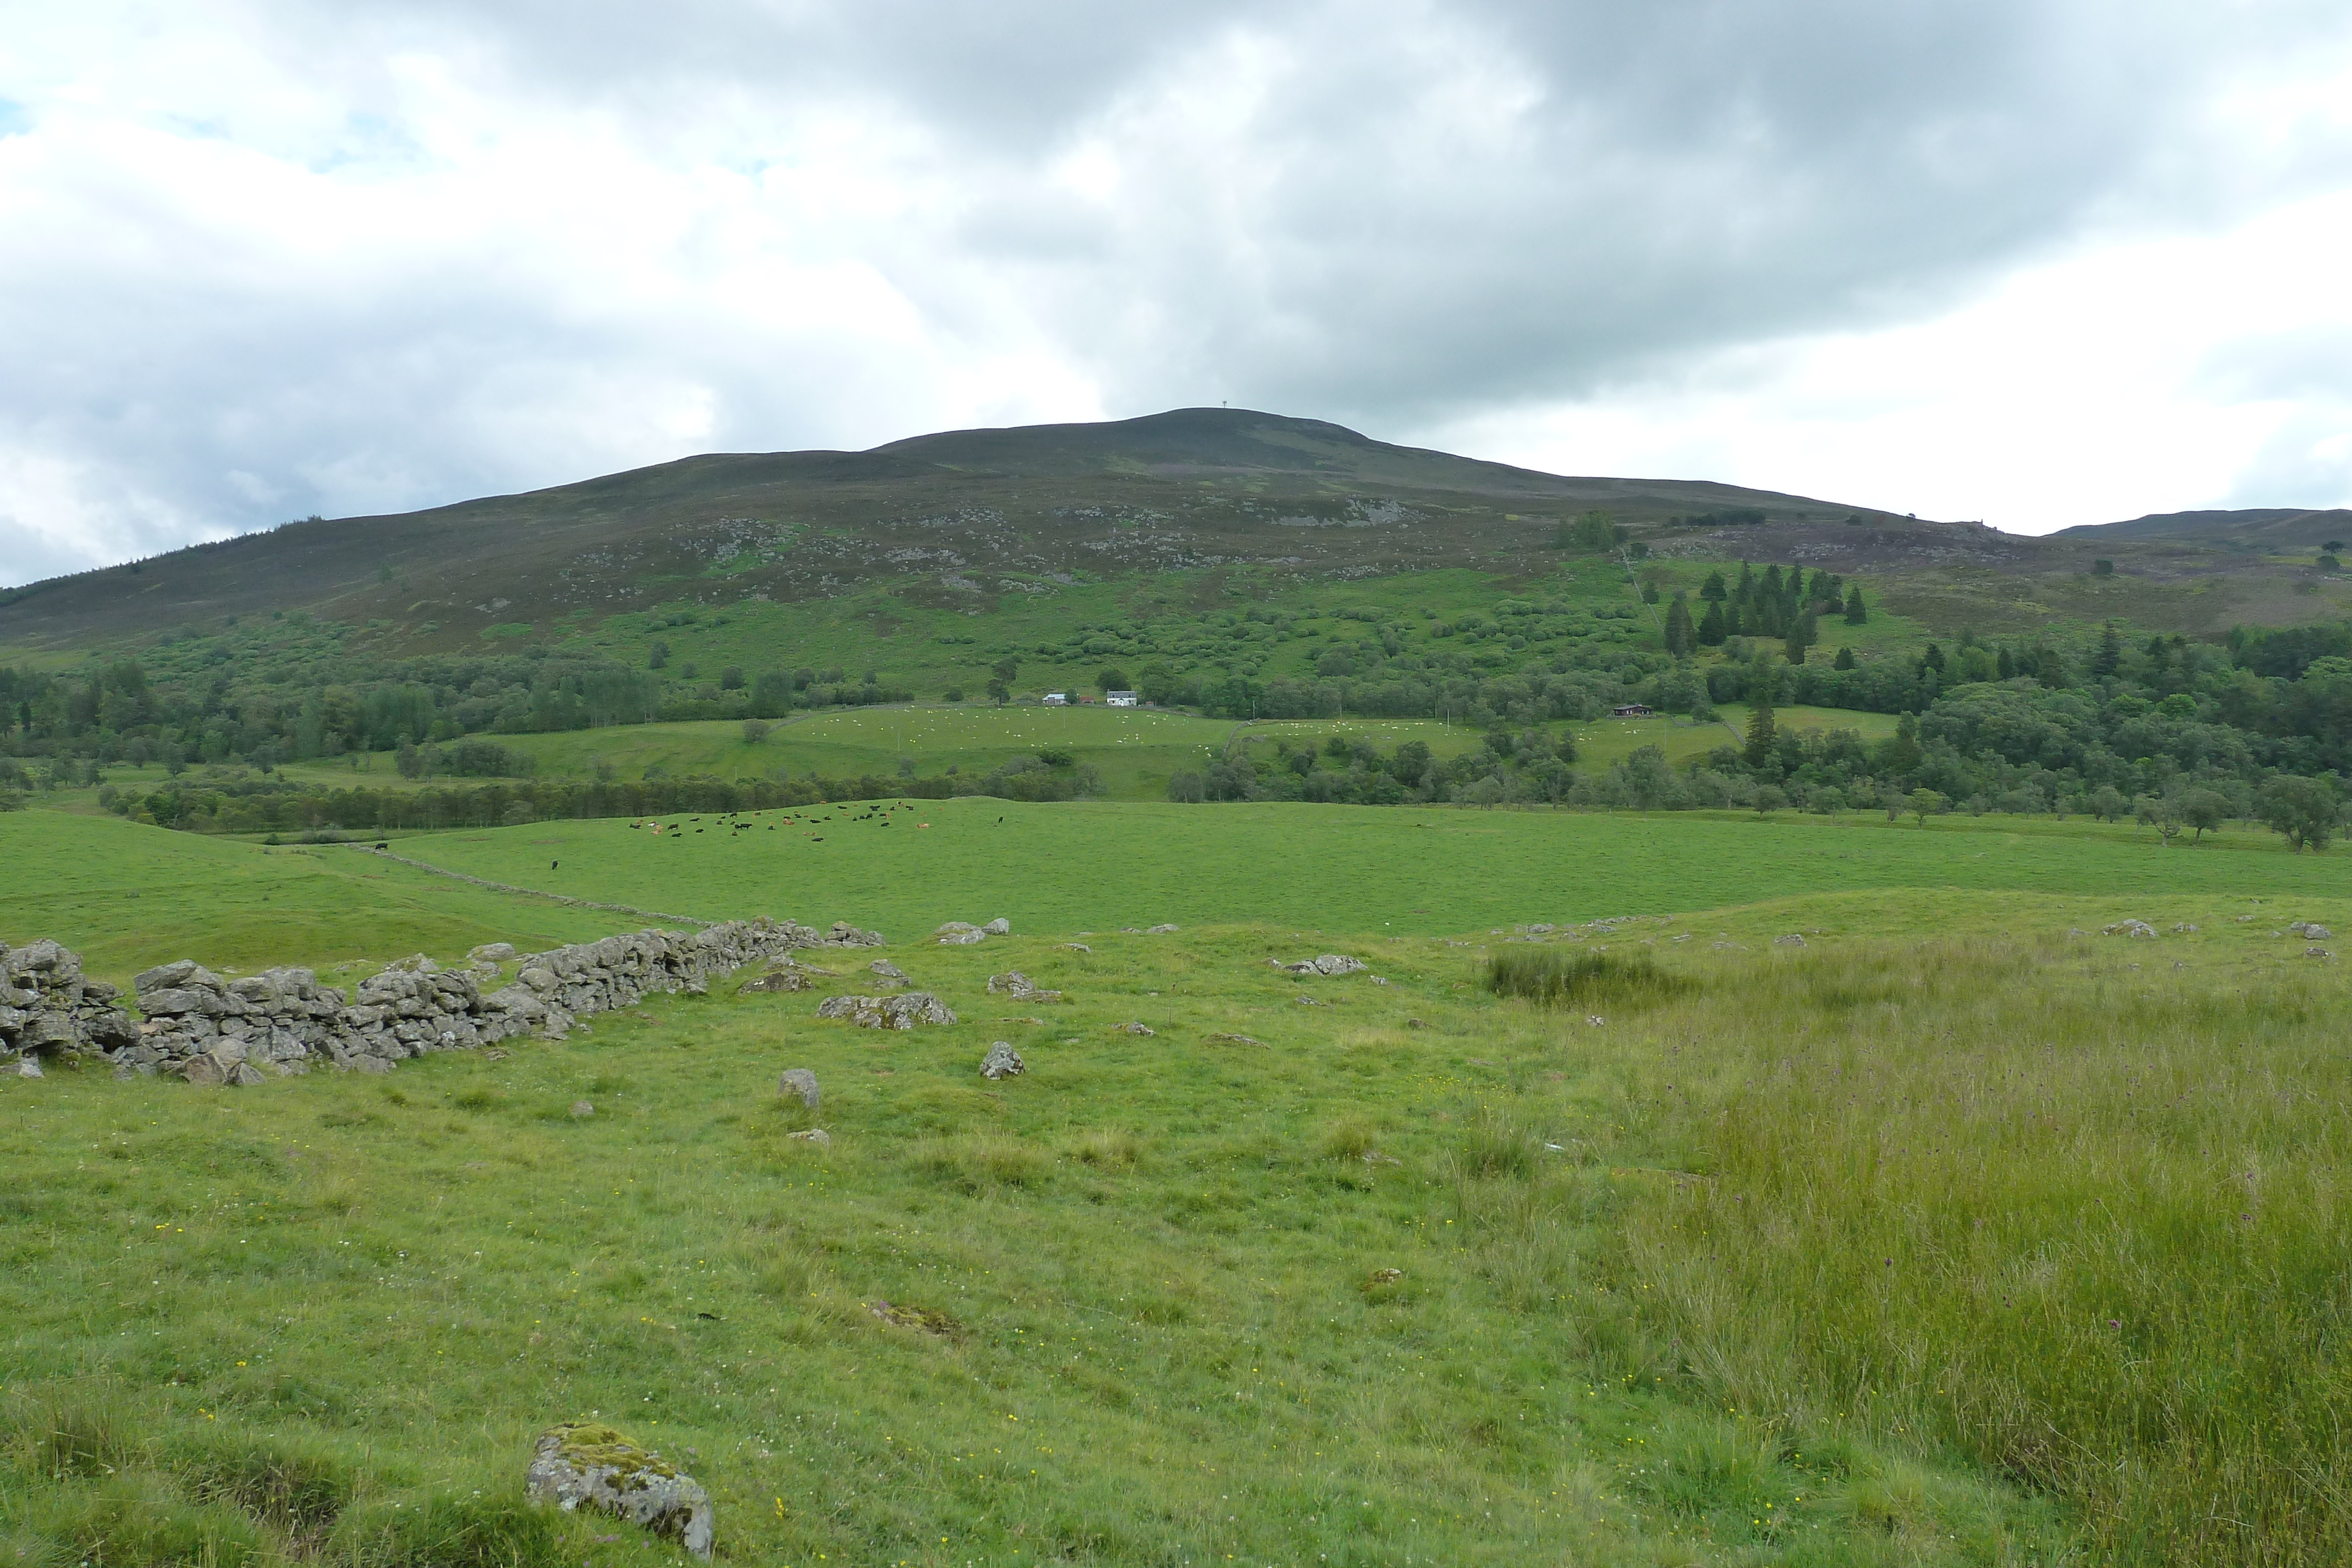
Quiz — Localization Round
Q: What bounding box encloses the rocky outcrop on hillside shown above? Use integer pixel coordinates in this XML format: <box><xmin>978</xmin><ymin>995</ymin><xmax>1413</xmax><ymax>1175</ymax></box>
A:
<box><xmin>1</xmin><ymin>917</ymin><xmax>883</xmax><ymax>1085</ymax></box>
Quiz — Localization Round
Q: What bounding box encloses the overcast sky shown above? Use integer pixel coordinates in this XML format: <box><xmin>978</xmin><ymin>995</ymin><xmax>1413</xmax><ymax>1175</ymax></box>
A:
<box><xmin>5</xmin><ymin>1</ymin><xmax>2351</xmax><ymax>585</ymax></box>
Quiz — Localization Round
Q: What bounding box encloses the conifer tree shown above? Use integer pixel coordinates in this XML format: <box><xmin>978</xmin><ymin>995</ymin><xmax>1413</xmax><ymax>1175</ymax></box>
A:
<box><xmin>1698</xmin><ymin>600</ymin><xmax>1727</xmax><ymax>645</ymax></box>
<box><xmin>2093</xmin><ymin>621</ymin><xmax>2123</xmax><ymax>679</ymax></box>
<box><xmin>1699</xmin><ymin>571</ymin><xmax>1728</xmax><ymax>602</ymax></box>
<box><xmin>1843</xmin><ymin>586</ymin><xmax>1867</xmax><ymax>623</ymax></box>
<box><xmin>1663</xmin><ymin>595</ymin><xmax>1695</xmax><ymax>657</ymax></box>
<box><xmin>1784</xmin><ymin>609</ymin><xmax>1817</xmax><ymax>665</ymax></box>
<box><xmin>1833</xmin><ymin>645</ymin><xmax>1856</xmax><ymax>670</ymax></box>
<box><xmin>1744</xmin><ymin>657</ymin><xmax>1779</xmax><ymax>767</ymax></box>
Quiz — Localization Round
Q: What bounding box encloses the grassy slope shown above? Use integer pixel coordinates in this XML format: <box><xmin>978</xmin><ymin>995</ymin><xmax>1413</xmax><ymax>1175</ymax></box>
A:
<box><xmin>6</xmin><ymin>917</ymin><xmax>2078</xmax><ymax>1567</ymax></box>
<box><xmin>0</xmin><ymin>811</ymin><xmax>633</xmax><ymax>984</ymax></box>
<box><xmin>10</xmin><ymin>804</ymin><xmax>2352</xmax><ymax>1564</ymax></box>
<box><xmin>388</xmin><ymin>796</ymin><xmax>2352</xmax><ymax>941</ymax></box>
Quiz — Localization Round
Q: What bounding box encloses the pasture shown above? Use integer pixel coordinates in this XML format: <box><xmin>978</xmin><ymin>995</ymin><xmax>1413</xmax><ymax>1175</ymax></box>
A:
<box><xmin>6</xmin><ymin>800</ymin><xmax>2350</xmax><ymax>1566</ymax></box>
<box><xmin>390</xmin><ymin>794</ymin><xmax>2352</xmax><ymax>942</ymax></box>
<box><xmin>0</xmin><ymin>811</ymin><xmax>626</xmax><ymax>984</ymax></box>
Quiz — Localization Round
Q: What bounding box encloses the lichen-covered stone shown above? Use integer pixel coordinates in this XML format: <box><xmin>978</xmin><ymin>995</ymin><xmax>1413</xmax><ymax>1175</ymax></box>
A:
<box><xmin>526</xmin><ymin>1422</ymin><xmax>712</xmax><ymax>1558</ymax></box>
<box><xmin>778</xmin><ymin>1068</ymin><xmax>820</xmax><ymax>1108</ymax></box>
<box><xmin>817</xmin><ymin>992</ymin><xmax>955</xmax><ymax>1028</ymax></box>
<box><xmin>985</xmin><ymin>971</ymin><xmax>1062</xmax><ymax>1002</ymax></box>
<box><xmin>981</xmin><ymin>1041</ymin><xmax>1024</xmax><ymax>1079</ymax></box>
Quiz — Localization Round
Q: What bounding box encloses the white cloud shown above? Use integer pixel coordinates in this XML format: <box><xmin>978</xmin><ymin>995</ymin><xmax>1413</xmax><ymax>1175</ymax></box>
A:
<box><xmin>1427</xmin><ymin>188</ymin><xmax>2352</xmax><ymax>531</ymax></box>
<box><xmin>3</xmin><ymin>1</ymin><xmax>2351</xmax><ymax>585</ymax></box>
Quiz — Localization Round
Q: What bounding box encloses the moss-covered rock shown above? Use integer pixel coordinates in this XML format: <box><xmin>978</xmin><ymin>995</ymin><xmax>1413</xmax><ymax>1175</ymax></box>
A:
<box><xmin>524</xmin><ymin>1422</ymin><xmax>711</xmax><ymax>1557</ymax></box>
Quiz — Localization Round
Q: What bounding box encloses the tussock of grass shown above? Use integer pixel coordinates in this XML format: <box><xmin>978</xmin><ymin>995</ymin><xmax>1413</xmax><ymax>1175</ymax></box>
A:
<box><xmin>1485</xmin><ymin>947</ymin><xmax>1690</xmax><ymax>1010</ymax></box>
<box><xmin>1606</xmin><ymin>943</ymin><xmax>2352</xmax><ymax>1566</ymax></box>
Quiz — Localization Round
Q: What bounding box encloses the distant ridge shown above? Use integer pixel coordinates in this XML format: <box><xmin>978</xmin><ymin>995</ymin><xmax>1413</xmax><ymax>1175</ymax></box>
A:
<box><xmin>2056</xmin><ymin>506</ymin><xmax>2352</xmax><ymax>546</ymax></box>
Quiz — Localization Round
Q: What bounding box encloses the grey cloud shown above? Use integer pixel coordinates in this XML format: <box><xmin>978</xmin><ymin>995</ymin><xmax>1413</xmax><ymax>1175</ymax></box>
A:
<box><xmin>4</xmin><ymin>1</ymin><xmax>2350</xmax><ymax>582</ymax></box>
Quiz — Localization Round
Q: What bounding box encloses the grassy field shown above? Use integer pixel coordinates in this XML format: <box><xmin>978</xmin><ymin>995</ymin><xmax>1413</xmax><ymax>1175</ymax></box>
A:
<box><xmin>0</xmin><ymin>912</ymin><xmax>2070</xmax><ymax>1567</ymax></box>
<box><xmin>8</xmin><ymin>805</ymin><xmax>2351</xmax><ymax>1564</ymax></box>
<box><xmin>0</xmin><ymin>811</ymin><xmax>632</xmax><ymax>984</ymax></box>
<box><xmin>385</xmin><ymin>795</ymin><xmax>2352</xmax><ymax>941</ymax></box>
<box><xmin>51</xmin><ymin>702</ymin><xmax>1892</xmax><ymax>812</ymax></box>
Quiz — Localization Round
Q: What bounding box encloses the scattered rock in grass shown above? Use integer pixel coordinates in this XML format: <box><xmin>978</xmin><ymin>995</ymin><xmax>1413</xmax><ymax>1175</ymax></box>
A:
<box><xmin>526</xmin><ymin>1422</ymin><xmax>713</xmax><ymax>1559</ymax></box>
<box><xmin>868</xmin><ymin>959</ymin><xmax>909</xmax><ymax>987</ymax></box>
<box><xmin>1145</xmin><ymin>924</ymin><xmax>1180</xmax><ymax>934</ymax></box>
<box><xmin>1368</xmin><ymin>975</ymin><xmax>1389</xmax><ymax>985</ymax></box>
<box><xmin>935</xmin><ymin>921</ymin><xmax>980</xmax><ymax>937</ymax></box>
<box><xmin>980</xmin><ymin>1041</ymin><xmax>1025</xmax><ymax>1079</ymax></box>
<box><xmin>826</xmin><ymin>922</ymin><xmax>885</xmax><ymax>948</ymax></box>
<box><xmin>740</xmin><ymin>967</ymin><xmax>813</xmax><ymax>993</ymax></box>
<box><xmin>485</xmin><ymin>1048</ymin><xmax>510</xmax><ymax>1061</ymax></box>
<box><xmin>777</xmin><ymin>1068</ymin><xmax>820</xmax><ymax>1109</ymax></box>
<box><xmin>817</xmin><ymin>993</ymin><xmax>956</xmax><ymax>1028</ymax></box>
<box><xmin>2308</xmin><ymin>947</ymin><xmax>2334</xmax><ymax>959</ymax></box>
<box><xmin>1367</xmin><ymin>1268</ymin><xmax>1404</xmax><ymax>1285</ymax></box>
<box><xmin>788</xmin><ymin>1128</ymin><xmax>831</xmax><ymax>1147</ymax></box>
<box><xmin>1115</xmin><ymin>1021</ymin><xmax>1155</xmax><ymax>1036</ymax></box>
<box><xmin>2067</xmin><ymin>928</ymin><xmax>2089</xmax><ymax>936</ymax></box>
<box><xmin>2103</xmin><ymin>920</ymin><xmax>2159</xmax><ymax>938</ymax></box>
<box><xmin>1204</xmin><ymin>1032</ymin><xmax>1267</xmax><ymax>1047</ymax></box>
<box><xmin>228</xmin><ymin>1061</ymin><xmax>266</xmax><ymax>1087</ymax></box>
<box><xmin>1058</xmin><ymin>942</ymin><xmax>1091</xmax><ymax>953</ymax></box>
<box><xmin>1774</xmin><ymin>934</ymin><xmax>1807</xmax><ymax>947</ymax></box>
<box><xmin>938</xmin><ymin>930</ymin><xmax>987</xmax><ymax>946</ymax></box>
<box><xmin>982</xmin><ymin>918</ymin><xmax>1011</xmax><ymax>936</ymax></box>
<box><xmin>469</xmin><ymin>942</ymin><xmax>518</xmax><ymax>963</ymax></box>
<box><xmin>1585</xmin><ymin>1015</ymin><xmax>1606</xmax><ymax>1027</ymax></box>
<box><xmin>2170</xmin><ymin>923</ymin><xmax>2200</xmax><ymax>933</ymax></box>
<box><xmin>569</xmin><ymin>1099</ymin><xmax>594</xmax><ymax>1118</ymax></box>
<box><xmin>1274</xmin><ymin>954</ymin><xmax>1366</xmax><ymax>977</ymax></box>
<box><xmin>869</xmin><ymin>1300</ymin><xmax>961</xmax><ymax>1336</ymax></box>
<box><xmin>986</xmin><ymin>971</ymin><xmax>1063</xmax><ymax>1002</ymax></box>
<box><xmin>1295</xmin><ymin>995</ymin><xmax>1327</xmax><ymax>1007</ymax></box>
<box><xmin>2290</xmin><ymin>921</ymin><xmax>2332</xmax><ymax>939</ymax></box>
<box><xmin>16</xmin><ymin>1057</ymin><xmax>41</xmax><ymax>1079</ymax></box>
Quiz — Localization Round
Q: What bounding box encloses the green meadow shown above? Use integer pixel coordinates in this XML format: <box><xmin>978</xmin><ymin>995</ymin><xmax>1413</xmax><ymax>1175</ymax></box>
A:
<box><xmin>6</xmin><ymin>801</ymin><xmax>2351</xmax><ymax>1566</ymax></box>
<box><xmin>391</xmin><ymin>795</ymin><xmax>2352</xmax><ymax>940</ymax></box>
<box><xmin>66</xmin><ymin>702</ymin><xmax>1895</xmax><ymax>811</ymax></box>
<box><xmin>0</xmin><ymin>811</ymin><xmax>626</xmax><ymax>984</ymax></box>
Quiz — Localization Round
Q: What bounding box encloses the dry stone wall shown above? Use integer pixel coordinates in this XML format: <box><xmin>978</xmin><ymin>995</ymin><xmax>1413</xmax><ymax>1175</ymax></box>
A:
<box><xmin>2</xmin><ymin>920</ymin><xmax>883</xmax><ymax>1086</ymax></box>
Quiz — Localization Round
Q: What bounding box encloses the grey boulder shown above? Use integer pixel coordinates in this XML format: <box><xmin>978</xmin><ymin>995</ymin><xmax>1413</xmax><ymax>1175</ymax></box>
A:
<box><xmin>526</xmin><ymin>1423</ymin><xmax>712</xmax><ymax>1559</ymax></box>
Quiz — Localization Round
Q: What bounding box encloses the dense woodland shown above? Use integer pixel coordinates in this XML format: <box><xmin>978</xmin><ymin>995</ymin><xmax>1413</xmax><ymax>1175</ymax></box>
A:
<box><xmin>8</xmin><ymin>578</ymin><xmax>2352</xmax><ymax>840</ymax></box>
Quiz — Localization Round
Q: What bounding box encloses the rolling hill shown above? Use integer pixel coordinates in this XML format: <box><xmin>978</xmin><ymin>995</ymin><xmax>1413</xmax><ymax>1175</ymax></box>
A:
<box><xmin>5</xmin><ymin>407</ymin><xmax>2350</xmax><ymax>663</ymax></box>
<box><xmin>0</xmin><ymin>409</ymin><xmax>2053</xmax><ymax>654</ymax></box>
